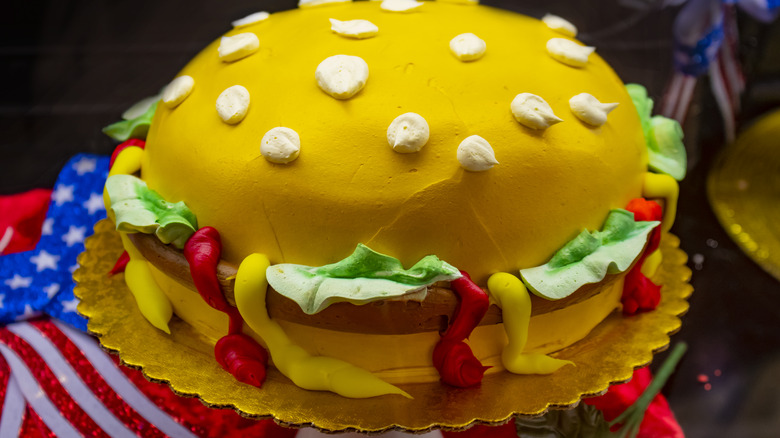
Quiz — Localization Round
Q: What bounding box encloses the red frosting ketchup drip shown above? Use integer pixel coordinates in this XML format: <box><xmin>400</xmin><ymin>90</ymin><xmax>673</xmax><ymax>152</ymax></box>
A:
<box><xmin>214</xmin><ymin>334</ymin><xmax>269</xmax><ymax>388</ymax></box>
<box><xmin>183</xmin><ymin>227</ymin><xmax>269</xmax><ymax>387</ymax></box>
<box><xmin>107</xmin><ymin>139</ymin><xmax>146</xmax><ymax>276</ymax></box>
<box><xmin>622</xmin><ymin>198</ymin><xmax>664</xmax><ymax>315</ymax></box>
<box><xmin>433</xmin><ymin>270</ymin><xmax>491</xmax><ymax>387</ymax></box>
<box><xmin>108</xmin><ymin>251</ymin><xmax>129</xmax><ymax>276</ymax></box>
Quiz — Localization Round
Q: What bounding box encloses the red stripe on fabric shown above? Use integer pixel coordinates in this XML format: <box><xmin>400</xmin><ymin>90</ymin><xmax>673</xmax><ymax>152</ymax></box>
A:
<box><xmin>0</xmin><ymin>328</ymin><xmax>110</xmax><ymax>438</ymax></box>
<box><xmin>31</xmin><ymin>320</ymin><xmax>167</xmax><ymax>438</ymax></box>
<box><xmin>22</xmin><ymin>406</ymin><xmax>57</xmax><ymax>438</ymax></box>
<box><xmin>0</xmin><ymin>351</ymin><xmax>9</xmax><ymax>411</ymax></box>
<box><xmin>113</xmin><ymin>355</ymin><xmax>296</xmax><ymax>438</ymax></box>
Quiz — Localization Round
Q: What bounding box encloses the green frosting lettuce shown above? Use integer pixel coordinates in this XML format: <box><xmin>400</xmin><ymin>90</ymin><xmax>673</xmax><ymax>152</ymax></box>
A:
<box><xmin>626</xmin><ymin>83</ymin><xmax>687</xmax><ymax>181</ymax></box>
<box><xmin>105</xmin><ymin>174</ymin><xmax>198</xmax><ymax>248</ymax></box>
<box><xmin>266</xmin><ymin>244</ymin><xmax>462</xmax><ymax>315</ymax></box>
<box><xmin>102</xmin><ymin>100</ymin><xmax>158</xmax><ymax>141</ymax></box>
<box><xmin>520</xmin><ymin>209</ymin><xmax>659</xmax><ymax>300</ymax></box>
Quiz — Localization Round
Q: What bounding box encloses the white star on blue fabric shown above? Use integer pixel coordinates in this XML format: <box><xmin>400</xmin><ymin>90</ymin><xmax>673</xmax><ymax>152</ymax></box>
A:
<box><xmin>62</xmin><ymin>226</ymin><xmax>87</xmax><ymax>247</ymax></box>
<box><xmin>1</xmin><ymin>154</ymin><xmax>109</xmax><ymax>330</ymax></box>
<box><xmin>83</xmin><ymin>192</ymin><xmax>105</xmax><ymax>215</ymax></box>
<box><xmin>51</xmin><ymin>184</ymin><xmax>74</xmax><ymax>206</ymax></box>
<box><xmin>4</xmin><ymin>275</ymin><xmax>32</xmax><ymax>290</ymax></box>
<box><xmin>61</xmin><ymin>298</ymin><xmax>80</xmax><ymax>313</ymax></box>
<box><xmin>0</xmin><ymin>294</ymin><xmax>5</xmax><ymax>309</ymax></box>
<box><xmin>73</xmin><ymin>157</ymin><xmax>97</xmax><ymax>175</ymax></box>
<box><xmin>43</xmin><ymin>283</ymin><xmax>60</xmax><ymax>300</ymax></box>
<box><xmin>41</xmin><ymin>218</ymin><xmax>54</xmax><ymax>236</ymax></box>
<box><xmin>30</xmin><ymin>250</ymin><xmax>60</xmax><ymax>272</ymax></box>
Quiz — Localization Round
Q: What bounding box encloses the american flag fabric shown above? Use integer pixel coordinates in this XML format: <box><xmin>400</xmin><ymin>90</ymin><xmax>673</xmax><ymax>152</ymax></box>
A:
<box><xmin>0</xmin><ymin>320</ymin><xmax>200</xmax><ymax>437</ymax></box>
<box><xmin>0</xmin><ymin>154</ymin><xmax>108</xmax><ymax>329</ymax></box>
<box><xmin>0</xmin><ymin>154</ymin><xmax>450</xmax><ymax>437</ymax></box>
<box><xmin>661</xmin><ymin>0</ymin><xmax>779</xmax><ymax>141</ymax></box>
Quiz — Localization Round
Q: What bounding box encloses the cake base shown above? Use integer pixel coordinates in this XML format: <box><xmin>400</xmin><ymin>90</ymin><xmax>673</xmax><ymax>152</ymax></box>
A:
<box><xmin>75</xmin><ymin>219</ymin><xmax>692</xmax><ymax>433</ymax></box>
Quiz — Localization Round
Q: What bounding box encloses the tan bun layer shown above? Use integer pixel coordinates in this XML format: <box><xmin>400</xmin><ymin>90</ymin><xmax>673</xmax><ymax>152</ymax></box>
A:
<box><xmin>128</xmin><ymin>232</ymin><xmax>628</xmax><ymax>334</ymax></box>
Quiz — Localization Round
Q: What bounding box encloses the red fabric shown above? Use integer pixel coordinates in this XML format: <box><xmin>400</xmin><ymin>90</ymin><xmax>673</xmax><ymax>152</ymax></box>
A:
<box><xmin>0</xmin><ymin>328</ymin><xmax>111</xmax><ymax>438</ymax></box>
<box><xmin>117</xmin><ymin>355</ymin><xmax>296</xmax><ymax>438</ymax></box>
<box><xmin>0</xmin><ymin>188</ymin><xmax>52</xmax><ymax>255</ymax></box>
<box><xmin>584</xmin><ymin>367</ymin><xmax>684</xmax><ymax>438</ymax></box>
<box><xmin>441</xmin><ymin>420</ymin><xmax>517</xmax><ymax>438</ymax></box>
<box><xmin>23</xmin><ymin>406</ymin><xmax>56</xmax><ymax>438</ymax></box>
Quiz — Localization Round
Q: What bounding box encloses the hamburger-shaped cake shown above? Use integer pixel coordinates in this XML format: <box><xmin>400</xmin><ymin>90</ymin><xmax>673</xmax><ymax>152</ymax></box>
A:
<box><xmin>102</xmin><ymin>0</ymin><xmax>686</xmax><ymax>400</ymax></box>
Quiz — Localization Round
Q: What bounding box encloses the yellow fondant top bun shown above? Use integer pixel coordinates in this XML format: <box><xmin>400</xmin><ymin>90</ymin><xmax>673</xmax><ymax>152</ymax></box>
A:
<box><xmin>143</xmin><ymin>1</ymin><xmax>648</xmax><ymax>283</ymax></box>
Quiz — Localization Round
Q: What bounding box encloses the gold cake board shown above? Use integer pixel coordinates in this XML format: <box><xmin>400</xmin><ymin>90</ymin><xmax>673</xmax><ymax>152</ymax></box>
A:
<box><xmin>74</xmin><ymin>219</ymin><xmax>692</xmax><ymax>433</ymax></box>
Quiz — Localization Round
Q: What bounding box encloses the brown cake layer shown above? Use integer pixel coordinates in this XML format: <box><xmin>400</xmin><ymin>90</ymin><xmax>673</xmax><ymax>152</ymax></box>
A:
<box><xmin>128</xmin><ymin>232</ymin><xmax>624</xmax><ymax>335</ymax></box>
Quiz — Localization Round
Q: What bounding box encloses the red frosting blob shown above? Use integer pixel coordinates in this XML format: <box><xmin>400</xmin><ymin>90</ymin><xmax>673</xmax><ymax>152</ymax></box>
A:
<box><xmin>214</xmin><ymin>334</ymin><xmax>269</xmax><ymax>388</ymax></box>
<box><xmin>434</xmin><ymin>271</ymin><xmax>490</xmax><ymax>387</ymax></box>
<box><xmin>621</xmin><ymin>198</ymin><xmax>664</xmax><ymax>315</ymax></box>
<box><xmin>108</xmin><ymin>251</ymin><xmax>129</xmax><ymax>276</ymax></box>
<box><xmin>433</xmin><ymin>340</ymin><xmax>490</xmax><ymax>387</ymax></box>
<box><xmin>183</xmin><ymin>227</ymin><xmax>243</xmax><ymax>334</ymax></box>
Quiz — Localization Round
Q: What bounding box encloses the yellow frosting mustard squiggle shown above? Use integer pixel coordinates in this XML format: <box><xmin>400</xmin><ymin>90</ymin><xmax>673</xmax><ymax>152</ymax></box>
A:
<box><xmin>642</xmin><ymin>172</ymin><xmax>679</xmax><ymax>233</ymax></box>
<box><xmin>102</xmin><ymin>146</ymin><xmax>145</xmax><ymax>216</ymax></box>
<box><xmin>105</xmin><ymin>146</ymin><xmax>173</xmax><ymax>334</ymax></box>
<box><xmin>120</xmin><ymin>233</ymin><xmax>173</xmax><ymax>334</ymax></box>
<box><xmin>234</xmin><ymin>253</ymin><xmax>411</xmax><ymax>399</ymax></box>
<box><xmin>641</xmin><ymin>171</ymin><xmax>679</xmax><ymax>275</ymax></box>
<box><xmin>487</xmin><ymin>272</ymin><xmax>572</xmax><ymax>374</ymax></box>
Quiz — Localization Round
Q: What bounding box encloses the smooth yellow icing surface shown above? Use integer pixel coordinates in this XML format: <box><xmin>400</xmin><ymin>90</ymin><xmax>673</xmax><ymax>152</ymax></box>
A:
<box><xmin>143</xmin><ymin>1</ymin><xmax>648</xmax><ymax>284</ymax></box>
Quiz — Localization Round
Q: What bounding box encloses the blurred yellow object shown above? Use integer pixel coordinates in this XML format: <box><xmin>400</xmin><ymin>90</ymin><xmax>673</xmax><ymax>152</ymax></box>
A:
<box><xmin>708</xmin><ymin>108</ymin><xmax>780</xmax><ymax>282</ymax></box>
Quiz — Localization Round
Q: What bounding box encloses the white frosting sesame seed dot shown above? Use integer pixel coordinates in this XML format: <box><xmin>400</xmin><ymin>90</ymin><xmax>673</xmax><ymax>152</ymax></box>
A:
<box><xmin>387</xmin><ymin>113</ymin><xmax>430</xmax><ymax>153</ymax></box>
<box><xmin>381</xmin><ymin>0</ymin><xmax>424</xmax><ymax>13</ymax></box>
<box><xmin>162</xmin><ymin>76</ymin><xmax>194</xmax><ymax>109</ymax></box>
<box><xmin>511</xmin><ymin>93</ymin><xmax>563</xmax><ymax>130</ymax></box>
<box><xmin>218</xmin><ymin>33</ymin><xmax>260</xmax><ymax>62</ymax></box>
<box><xmin>449</xmin><ymin>33</ymin><xmax>487</xmax><ymax>62</ymax></box>
<box><xmin>232</xmin><ymin>12</ymin><xmax>269</xmax><ymax>28</ymax></box>
<box><xmin>542</xmin><ymin>14</ymin><xmax>578</xmax><ymax>37</ymax></box>
<box><xmin>546</xmin><ymin>38</ymin><xmax>594</xmax><ymax>68</ymax></box>
<box><xmin>216</xmin><ymin>85</ymin><xmax>250</xmax><ymax>124</ymax></box>
<box><xmin>457</xmin><ymin>135</ymin><xmax>499</xmax><ymax>172</ymax></box>
<box><xmin>329</xmin><ymin>18</ymin><xmax>379</xmax><ymax>39</ymax></box>
<box><xmin>315</xmin><ymin>55</ymin><xmax>369</xmax><ymax>100</ymax></box>
<box><xmin>299</xmin><ymin>0</ymin><xmax>351</xmax><ymax>8</ymax></box>
<box><xmin>569</xmin><ymin>93</ymin><xmax>618</xmax><ymax>126</ymax></box>
<box><xmin>261</xmin><ymin>127</ymin><xmax>301</xmax><ymax>164</ymax></box>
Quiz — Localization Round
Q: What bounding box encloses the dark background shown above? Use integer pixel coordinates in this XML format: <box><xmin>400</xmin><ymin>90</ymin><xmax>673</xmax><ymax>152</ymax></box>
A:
<box><xmin>2</xmin><ymin>1</ymin><xmax>779</xmax><ymax>436</ymax></box>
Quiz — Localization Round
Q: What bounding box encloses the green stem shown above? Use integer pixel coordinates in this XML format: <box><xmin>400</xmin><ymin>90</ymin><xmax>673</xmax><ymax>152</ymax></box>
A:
<box><xmin>609</xmin><ymin>342</ymin><xmax>688</xmax><ymax>434</ymax></box>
